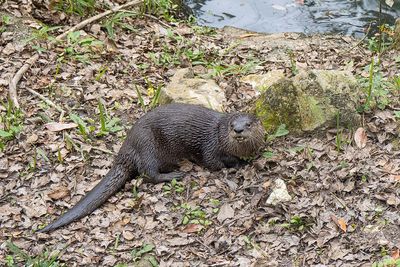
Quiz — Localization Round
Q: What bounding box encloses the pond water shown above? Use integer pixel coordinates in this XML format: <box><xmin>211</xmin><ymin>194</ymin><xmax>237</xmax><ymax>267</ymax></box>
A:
<box><xmin>185</xmin><ymin>0</ymin><xmax>400</xmax><ymax>37</ymax></box>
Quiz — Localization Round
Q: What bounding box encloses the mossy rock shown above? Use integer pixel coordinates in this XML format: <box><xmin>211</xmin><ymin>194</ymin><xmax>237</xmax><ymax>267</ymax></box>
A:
<box><xmin>255</xmin><ymin>70</ymin><xmax>362</xmax><ymax>134</ymax></box>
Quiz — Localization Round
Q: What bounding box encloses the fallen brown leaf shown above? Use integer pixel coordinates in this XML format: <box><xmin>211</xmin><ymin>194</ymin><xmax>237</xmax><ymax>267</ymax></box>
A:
<box><xmin>182</xmin><ymin>223</ymin><xmax>203</xmax><ymax>233</ymax></box>
<box><xmin>331</xmin><ymin>215</ymin><xmax>347</xmax><ymax>232</ymax></box>
<box><xmin>337</xmin><ymin>218</ymin><xmax>347</xmax><ymax>232</ymax></box>
<box><xmin>44</xmin><ymin>122</ymin><xmax>78</xmax><ymax>132</ymax></box>
<box><xmin>392</xmin><ymin>175</ymin><xmax>400</xmax><ymax>181</ymax></box>
<box><xmin>47</xmin><ymin>186</ymin><xmax>70</xmax><ymax>200</ymax></box>
<box><xmin>354</xmin><ymin>127</ymin><xmax>367</xmax><ymax>149</ymax></box>
<box><xmin>217</xmin><ymin>203</ymin><xmax>235</xmax><ymax>223</ymax></box>
<box><xmin>262</xmin><ymin>180</ymin><xmax>272</xmax><ymax>190</ymax></box>
<box><xmin>392</xmin><ymin>249</ymin><xmax>400</xmax><ymax>260</ymax></box>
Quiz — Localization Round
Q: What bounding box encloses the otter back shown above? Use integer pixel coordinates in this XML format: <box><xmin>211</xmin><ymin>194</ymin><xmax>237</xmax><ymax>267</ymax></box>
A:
<box><xmin>38</xmin><ymin>103</ymin><xmax>265</xmax><ymax>232</ymax></box>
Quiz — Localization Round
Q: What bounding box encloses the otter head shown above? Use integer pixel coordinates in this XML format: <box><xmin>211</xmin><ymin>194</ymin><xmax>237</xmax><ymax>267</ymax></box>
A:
<box><xmin>222</xmin><ymin>113</ymin><xmax>265</xmax><ymax>158</ymax></box>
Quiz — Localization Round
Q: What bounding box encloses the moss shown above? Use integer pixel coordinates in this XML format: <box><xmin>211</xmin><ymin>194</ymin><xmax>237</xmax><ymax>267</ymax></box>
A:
<box><xmin>298</xmin><ymin>95</ymin><xmax>326</xmax><ymax>131</ymax></box>
<box><xmin>255</xmin><ymin>79</ymin><xmax>302</xmax><ymax>134</ymax></box>
<box><xmin>254</xmin><ymin>70</ymin><xmax>362</xmax><ymax>135</ymax></box>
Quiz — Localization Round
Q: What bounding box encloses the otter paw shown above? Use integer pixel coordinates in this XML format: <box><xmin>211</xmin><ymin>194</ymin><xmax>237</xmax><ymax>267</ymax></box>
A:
<box><xmin>152</xmin><ymin>172</ymin><xmax>185</xmax><ymax>183</ymax></box>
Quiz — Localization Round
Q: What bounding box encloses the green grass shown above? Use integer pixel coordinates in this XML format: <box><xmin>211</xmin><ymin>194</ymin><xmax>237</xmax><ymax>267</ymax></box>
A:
<box><xmin>24</xmin><ymin>25</ymin><xmax>61</xmax><ymax>44</ymax></box>
<box><xmin>58</xmin><ymin>31</ymin><xmax>103</xmax><ymax>63</ymax></box>
<box><xmin>146</xmin><ymin>29</ymin><xmax>258</xmax><ymax>77</ymax></box>
<box><xmin>131</xmin><ymin>243</ymin><xmax>158</xmax><ymax>265</ymax></box>
<box><xmin>163</xmin><ymin>178</ymin><xmax>185</xmax><ymax>194</ymax></box>
<box><xmin>135</xmin><ymin>80</ymin><xmax>163</xmax><ymax>112</ymax></box>
<box><xmin>335</xmin><ymin>112</ymin><xmax>344</xmax><ymax>152</ymax></box>
<box><xmin>69</xmin><ymin>113</ymin><xmax>89</xmax><ymax>139</ymax></box>
<box><xmin>141</xmin><ymin>0</ymin><xmax>179</xmax><ymax>22</ymax></box>
<box><xmin>287</xmin><ymin>49</ymin><xmax>298</xmax><ymax>75</ymax></box>
<box><xmin>1</xmin><ymin>14</ymin><xmax>11</xmax><ymax>33</ymax></box>
<box><xmin>392</xmin><ymin>75</ymin><xmax>400</xmax><ymax>91</ymax></box>
<box><xmin>102</xmin><ymin>11</ymin><xmax>137</xmax><ymax>40</ymax></box>
<box><xmin>5</xmin><ymin>241</ymin><xmax>64</xmax><ymax>267</ymax></box>
<box><xmin>0</xmin><ymin>100</ymin><xmax>24</xmax><ymax>151</ymax></box>
<box><xmin>372</xmin><ymin>256</ymin><xmax>400</xmax><ymax>267</ymax></box>
<box><xmin>94</xmin><ymin>65</ymin><xmax>108</xmax><ymax>81</ymax></box>
<box><xmin>366</xmin><ymin>24</ymin><xmax>394</xmax><ymax>55</ymax></box>
<box><xmin>208</xmin><ymin>60</ymin><xmax>258</xmax><ymax>77</ymax></box>
<box><xmin>262</xmin><ymin>151</ymin><xmax>275</xmax><ymax>159</ymax></box>
<box><xmin>97</xmin><ymin>98</ymin><xmax>123</xmax><ymax>136</ymax></box>
<box><xmin>180</xmin><ymin>203</ymin><xmax>212</xmax><ymax>227</ymax></box>
<box><xmin>360</xmin><ymin>61</ymin><xmax>393</xmax><ymax>111</ymax></box>
<box><xmin>280</xmin><ymin>215</ymin><xmax>312</xmax><ymax>232</ymax></box>
<box><xmin>360</xmin><ymin>20</ymin><xmax>398</xmax><ymax>112</ymax></box>
<box><xmin>68</xmin><ymin>100</ymin><xmax>123</xmax><ymax>140</ymax></box>
<box><xmin>266</xmin><ymin>124</ymin><xmax>289</xmax><ymax>142</ymax></box>
<box><xmin>51</xmin><ymin>0</ymin><xmax>95</xmax><ymax>16</ymax></box>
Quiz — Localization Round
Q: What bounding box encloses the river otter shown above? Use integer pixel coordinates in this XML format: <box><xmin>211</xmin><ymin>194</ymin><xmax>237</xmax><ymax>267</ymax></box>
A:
<box><xmin>38</xmin><ymin>103</ymin><xmax>265</xmax><ymax>232</ymax></box>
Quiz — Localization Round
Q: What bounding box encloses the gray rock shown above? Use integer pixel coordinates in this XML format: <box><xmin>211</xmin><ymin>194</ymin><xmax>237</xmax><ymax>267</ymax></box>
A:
<box><xmin>159</xmin><ymin>68</ymin><xmax>225</xmax><ymax>111</ymax></box>
<box><xmin>241</xmin><ymin>70</ymin><xmax>285</xmax><ymax>92</ymax></box>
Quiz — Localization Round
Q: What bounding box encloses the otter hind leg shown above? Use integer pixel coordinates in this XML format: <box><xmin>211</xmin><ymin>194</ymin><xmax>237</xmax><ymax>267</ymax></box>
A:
<box><xmin>151</xmin><ymin>172</ymin><xmax>184</xmax><ymax>183</ymax></box>
<box><xmin>140</xmin><ymin>156</ymin><xmax>184</xmax><ymax>183</ymax></box>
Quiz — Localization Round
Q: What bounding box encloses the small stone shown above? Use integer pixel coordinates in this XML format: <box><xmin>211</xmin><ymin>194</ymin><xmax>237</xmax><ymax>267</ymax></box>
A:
<box><xmin>266</xmin><ymin>178</ymin><xmax>292</xmax><ymax>205</ymax></box>
<box><xmin>90</xmin><ymin>24</ymin><xmax>101</xmax><ymax>34</ymax></box>
<box><xmin>26</xmin><ymin>133</ymin><xmax>39</xmax><ymax>144</ymax></box>
<box><xmin>122</xmin><ymin>230</ymin><xmax>135</xmax><ymax>240</ymax></box>
<box><xmin>2</xmin><ymin>43</ymin><xmax>15</xmax><ymax>55</ymax></box>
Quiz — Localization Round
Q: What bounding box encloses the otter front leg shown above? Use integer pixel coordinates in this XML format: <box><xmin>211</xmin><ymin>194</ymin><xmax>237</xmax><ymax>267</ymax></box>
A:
<box><xmin>220</xmin><ymin>155</ymin><xmax>247</xmax><ymax>168</ymax></box>
<box><xmin>201</xmin><ymin>154</ymin><xmax>225</xmax><ymax>171</ymax></box>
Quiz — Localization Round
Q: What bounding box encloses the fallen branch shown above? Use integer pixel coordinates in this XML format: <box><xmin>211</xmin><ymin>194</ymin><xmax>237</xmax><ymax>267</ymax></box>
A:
<box><xmin>25</xmin><ymin>86</ymin><xmax>67</xmax><ymax>122</ymax></box>
<box><xmin>54</xmin><ymin>0</ymin><xmax>143</xmax><ymax>42</ymax></box>
<box><xmin>26</xmin><ymin>88</ymin><xmax>64</xmax><ymax>114</ymax></box>
<box><xmin>9</xmin><ymin>54</ymin><xmax>39</xmax><ymax>109</ymax></box>
<box><xmin>8</xmin><ymin>0</ymin><xmax>143</xmax><ymax>109</ymax></box>
<box><xmin>143</xmin><ymin>13</ymin><xmax>172</xmax><ymax>29</ymax></box>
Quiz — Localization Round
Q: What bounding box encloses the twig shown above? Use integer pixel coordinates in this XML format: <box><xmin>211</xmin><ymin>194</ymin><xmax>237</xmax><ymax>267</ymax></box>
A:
<box><xmin>9</xmin><ymin>54</ymin><xmax>39</xmax><ymax>109</ymax></box>
<box><xmin>26</xmin><ymin>88</ymin><xmax>64</xmax><ymax>114</ymax></box>
<box><xmin>209</xmin><ymin>261</ymin><xmax>231</xmax><ymax>267</ymax></box>
<box><xmin>54</xmin><ymin>0</ymin><xmax>143</xmax><ymax>42</ymax></box>
<box><xmin>143</xmin><ymin>13</ymin><xmax>171</xmax><ymax>29</ymax></box>
<box><xmin>69</xmin><ymin>135</ymin><xmax>116</xmax><ymax>156</ymax></box>
<box><xmin>90</xmin><ymin>146</ymin><xmax>116</xmax><ymax>155</ymax></box>
<box><xmin>343</xmin><ymin>22</ymin><xmax>372</xmax><ymax>54</ymax></box>
<box><xmin>8</xmin><ymin>0</ymin><xmax>143</xmax><ymax>109</ymax></box>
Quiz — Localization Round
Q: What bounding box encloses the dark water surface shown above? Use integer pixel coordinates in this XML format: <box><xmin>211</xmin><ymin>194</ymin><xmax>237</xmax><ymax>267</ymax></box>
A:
<box><xmin>185</xmin><ymin>0</ymin><xmax>400</xmax><ymax>37</ymax></box>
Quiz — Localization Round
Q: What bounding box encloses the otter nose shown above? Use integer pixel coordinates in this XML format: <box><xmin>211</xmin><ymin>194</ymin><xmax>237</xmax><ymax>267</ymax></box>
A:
<box><xmin>233</xmin><ymin>126</ymin><xmax>244</xmax><ymax>134</ymax></box>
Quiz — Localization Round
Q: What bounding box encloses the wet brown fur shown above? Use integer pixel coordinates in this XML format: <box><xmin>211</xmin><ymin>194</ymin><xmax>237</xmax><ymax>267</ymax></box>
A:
<box><xmin>38</xmin><ymin>103</ymin><xmax>265</xmax><ymax>232</ymax></box>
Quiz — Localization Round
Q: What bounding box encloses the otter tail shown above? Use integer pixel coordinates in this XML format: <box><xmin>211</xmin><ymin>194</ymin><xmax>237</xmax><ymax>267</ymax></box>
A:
<box><xmin>38</xmin><ymin>164</ymin><xmax>136</xmax><ymax>233</ymax></box>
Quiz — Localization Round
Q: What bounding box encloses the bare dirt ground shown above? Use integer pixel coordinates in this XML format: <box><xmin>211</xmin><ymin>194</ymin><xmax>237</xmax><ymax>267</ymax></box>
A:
<box><xmin>1</xmin><ymin>1</ymin><xmax>399</xmax><ymax>266</ymax></box>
